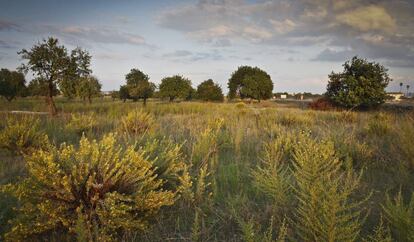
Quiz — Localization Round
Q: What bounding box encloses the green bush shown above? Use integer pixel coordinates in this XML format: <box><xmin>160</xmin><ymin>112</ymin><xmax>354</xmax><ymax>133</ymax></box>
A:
<box><xmin>65</xmin><ymin>113</ymin><xmax>98</xmax><ymax>134</ymax></box>
<box><xmin>118</xmin><ymin>109</ymin><xmax>155</xmax><ymax>137</ymax></box>
<box><xmin>2</xmin><ymin>133</ymin><xmax>188</xmax><ymax>241</ymax></box>
<box><xmin>0</xmin><ymin>115</ymin><xmax>49</xmax><ymax>155</ymax></box>
<box><xmin>383</xmin><ymin>191</ymin><xmax>414</xmax><ymax>242</ymax></box>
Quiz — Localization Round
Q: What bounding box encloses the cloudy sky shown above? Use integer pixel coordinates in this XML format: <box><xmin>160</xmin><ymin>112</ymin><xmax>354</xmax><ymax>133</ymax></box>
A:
<box><xmin>0</xmin><ymin>0</ymin><xmax>413</xmax><ymax>93</ymax></box>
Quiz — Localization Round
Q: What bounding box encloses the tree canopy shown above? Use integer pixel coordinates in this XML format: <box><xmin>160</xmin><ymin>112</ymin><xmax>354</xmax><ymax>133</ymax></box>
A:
<box><xmin>19</xmin><ymin>37</ymin><xmax>91</xmax><ymax>114</ymax></box>
<box><xmin>77</xmin><ymin>76</ymin><xmax>102</xmax><ymax>103</ymax></box>
<box><xmin>0</xmin><ymin>68</ymin><xmax>26</xmax><ymax>101</ymax></box>
<box><xmin>196</xmin><ymin>79</ymin><xmax>224</xmax><ymax>102</ymax></box>
<box><xmin>125</xmin><ymin>69</ymin><xmax>155</xmax><ymax>105</ymax></box>
<box><xmin>228</xmin><ymin>66</ymin><xmax>273</xmax><ymax>101</ymax></box>
<box><xmin>159</xmin><ymin>75</ymin><xmax>192</xmax><ymax>102</ymax></box>
<box><xmin>325</xmin><ymin>56</ymin><xmax>391</xmax><ymax>109</ymax></box>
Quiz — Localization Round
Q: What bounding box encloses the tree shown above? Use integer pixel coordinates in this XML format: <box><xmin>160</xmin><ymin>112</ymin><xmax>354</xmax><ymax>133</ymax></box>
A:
<box><xmin>119</xmin><ymin>85</ymin><xmax>129</xmax><ymax>102</ymax></box>
<box><xmin>77</xmin><ymin>76</ymin><xmax>102</xmax><ymax>103</ymax></box>
<box><xmin>196</xmin><ymin>79</ymin><xmax>224</xmax><ymax>102</ymax></box>
<box><xmin>125</xmin><ymin>69</ymin><xmax>155</xmax><ymax>105</ymax></box>
<box><xmin>159</xmin><ymin>75</ymin><xmax>192</xmax><ymax>102</ymax></box>
<box><xmin>228</xmin><ymin>66</ymin><xmax>273</xmax><ymax>101</ymax></box>
<box><xmin>400</xmin><ymin>82</ymin><xmax>403</xmax><ymax>93</ymax></box>
<box><xmin>27</xmin><ymin>77</ymin><xmax>59</xmax><ymax>97</ymax></box>
<box><xmin>407</xmin><ymin>85</ymin><xmax>410</xmax><ymax>96</ymax></box>
<box><xmin>59</xmin><ymin>48</ymin><xmax>92</xmax><ymax>99</ymax></box>
<box><xmin>19</xmin><ymin>37</ymin><xmax>91</xmax><ymax>115</ymax></box>
<box><xmin>0</xmin><ymin>68</ymin><xmax>26</xmax><ymax>101</ymax></box>
<box><xmin>326</xmin><ymin>56</ymin><xmax>391</xmax><ymax>109</ymax></box>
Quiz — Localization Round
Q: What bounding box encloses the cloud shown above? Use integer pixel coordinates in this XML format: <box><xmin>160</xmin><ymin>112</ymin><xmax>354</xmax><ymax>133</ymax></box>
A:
<box><xmin>0</xmin><ymin>39</ymin><xmax>19</xmax><ymax>49</ymax></box>
<box><xmin>336</xmin><ymin>5</ymin><xmax>396</xmax><ymax>33</ymax></box>
<box><xmin>58</xmin><ymin>25</ymin><xmax>147</xmax><ymax>46</ymax></box>
<box><xmin>156</xmin><ymin>0</ymin><xmax>414</xmax><ymax>67</ymax></box>
<box><xmin>0</xmin><ymin>19</ymin><xmax>20</xmax><ymax>31</ymax></box>
<box><xmin>313</xmin><ymin>48</ymin><xmax>355</xmax><ymax>62</ymax></box>
<box><xmin>162</xmin><ymin>49</ymin><xmax>223</xmax><ymax>62</ymax></box>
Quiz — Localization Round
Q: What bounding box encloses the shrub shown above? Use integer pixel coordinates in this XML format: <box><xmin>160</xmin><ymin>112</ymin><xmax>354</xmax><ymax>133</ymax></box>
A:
<box><xmin>251</xmin><ymin>133</ymin><xmax>294</xmax><ymax>210</ymax></box>
<box><xmin>382</xmin><ymin>191</ymin><xmax>414</xmax><ymax>242</ymax></box>
<box><xmin>236</xmin><ymin>102</ymin><xmax>247</xmax><ymax>109</ymax></box>
<box><xmin>292</xmin><ymin>134</ymin><xmax>368</xmax><ymax>241</ymax></box>
<box><xmin>0</xmin><ymin>115</ymin><xmax>49</xmax><ymax>155</ymax></box>
<box><xmin>118</xmin><ymin>109</ymin><xmax>155</xmax><ymax>137</ymax></box>
<box><xmin>3</xmin><ymin>134</ymin><xmax>187</xmax><ymax>241</ymax></box>
<box><xmin>366</xmin><ymin>113</ymin><xmax>391</xmax><ymax>136</ymax></box>
<box><xmin>308</xmin><ymin>97</ymin><xmax>335</xmax><ymax>111</ymax></box>
<box><xmin>65</xmin><ymin>113</ymin><xmax>98</xmax><ymax>134</ymax></box>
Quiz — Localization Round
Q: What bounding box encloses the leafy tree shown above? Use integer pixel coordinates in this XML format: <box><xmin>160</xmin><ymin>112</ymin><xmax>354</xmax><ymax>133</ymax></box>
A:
<box><xmin>228</xmin><ymin>66</ymin><xmax>273</xmax><ymax>101</ymax></box>
<box><xmin>196</xmin><ymin>79</ymin><xmax>224</xmax><ymax>102</ymax></box>
<box><xmin>59</xmin><ymin>48</ymin><xmax>92</xmax><ymax>99</ymax></box>
<box><xmin>0</xmin><ymin>68</ymin><xmax>26</xmax><ymax>101</ymax></box>
<box><xmin>77</xmin><ymin>76</ymin><xmax>101</xmax><ymax>103</ymax></box>
<box><xmin>325</xmin><ymin>56</ymin><xmax>391</xmax><ymax>109</ymax></box>
<box><xmin>110</xmin><ymin>90</ymin><xmax>119</xmax><ymax>100</ymax></box>
<box><xmin>27</xmin><ymin>77</ymin><xmax>59</xmax><ymax>97</ymax></box>
<box><xmin>119</xmin><ymin>85</ymin><xmax>129</xmax><ymax>102</ymax></box>
<box><xmin>19</xmin><ymin>37</ymin><xmax>91</xmax><ymax>115</ymax></box>
<box><xmin>159</xmin><ymin>75</ymin><xmax>192</xmax><ymax>102</ymax></box>
<box><xmin>125</xmin><ymin>68</ymin><xmax>155</xmax><ymax>105</ymax></box>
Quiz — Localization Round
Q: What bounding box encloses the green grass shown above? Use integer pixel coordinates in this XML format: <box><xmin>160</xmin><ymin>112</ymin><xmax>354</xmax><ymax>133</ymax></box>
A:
<box><xmin>0</xmin><ymin>98</ymin><xmax>413</xmax><ymax>241</ymax></box>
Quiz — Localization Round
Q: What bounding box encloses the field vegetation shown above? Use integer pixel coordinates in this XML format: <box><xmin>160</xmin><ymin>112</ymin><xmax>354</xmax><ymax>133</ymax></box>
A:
<box><xmin>0</xmin><ymin>98</ymin><xmax>413</xmax><ymax>241</ymax></box>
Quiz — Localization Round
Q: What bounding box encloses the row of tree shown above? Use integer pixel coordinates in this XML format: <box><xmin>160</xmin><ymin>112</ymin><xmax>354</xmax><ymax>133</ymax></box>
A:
<box><xmin>114</xmin><ymin>65</ymin><xmax>274</xmax><ymax>105</ymax></box>
<box><xmin>1</xmin><ymin>36</ymin><xmax>396</xmax><ymax>114</ymax></box>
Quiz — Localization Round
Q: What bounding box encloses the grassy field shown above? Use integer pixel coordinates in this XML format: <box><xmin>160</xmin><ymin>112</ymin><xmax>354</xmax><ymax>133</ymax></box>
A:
<box><xmin>0</xmin><ymin>98</ymin><xmax>413</xmax><ymax>241</ymax></box>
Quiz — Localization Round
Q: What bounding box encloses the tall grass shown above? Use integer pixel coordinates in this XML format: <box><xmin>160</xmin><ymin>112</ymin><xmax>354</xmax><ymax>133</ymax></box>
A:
<box><xmin>0</xmin><ymin>99</ymin><xmax>413</xmax><ymax>241</ymax></box>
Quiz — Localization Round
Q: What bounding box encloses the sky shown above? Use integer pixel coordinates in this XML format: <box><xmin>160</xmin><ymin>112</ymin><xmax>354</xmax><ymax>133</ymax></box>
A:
<box><xmin>0</xmin><ymin>0</ymin><xmax>413</xmax><ymax>93</ymax></box>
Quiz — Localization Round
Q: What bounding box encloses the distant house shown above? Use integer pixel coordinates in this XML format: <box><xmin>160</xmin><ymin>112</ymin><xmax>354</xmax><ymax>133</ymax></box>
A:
<box><xmin>387</xmin><ymin>92</ymin><xmax>404</xmax><ymax>101</ymax></box>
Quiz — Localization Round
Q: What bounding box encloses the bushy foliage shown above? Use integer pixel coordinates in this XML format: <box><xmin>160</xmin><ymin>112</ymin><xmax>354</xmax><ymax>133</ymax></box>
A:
<box><xmin>0</xmin><ymin>115</ymin><xmax>49</xmax><ymax>155</ymax></box>
<box><xmin>292</xmin><ymin>134</ymin><xmax>368</xmax><ymax>241</ymax></box>
<box><xmin>125</xmin><ymin>68</ymin><xmax>155</xmax><ymax>105</ymax></box>
<box><xmin>383</xmin><ymin>191</ymin><xmax>414</xmax><ymax>242</ymax></box>
<box><xmin>77</xmin><ymin>76</ymin><xmax>102</xmax><ymax>103</ymax></box>
<box><xmin>196</xmin><ymin>79</ymin><xmax>224</xmax><ymax>102</ymax></box>
<box><xmin>326</xmin><ymin>56</ymin><xmax>391</xmax><ymax>109</ymax></box>
<box><xmin>0</xmin><ymin>68</ymin><xmax>26</xmax><ymax>102</ymax></box>
<box><xmin>308</xmin><ymin>97</ymin><xmax>335</xmax><ymax>111</ymax></box>
<box><xmin>118</xmin><ymin>109</ymin><xmax>155</xmax><ymax>137</ymax></box>
<box><xmin>65</xmin><ymin>113</ymin><xmax>98</xmax><ymax>134</ymax></box>
<box><xmin>366</xmin><ymin>112</ymin><xmax>391</xmax><ymax>136</ymax></box>
<box><xmin>228</xmin><ymin>66</ymin><xmax>273</xmax><ymax>101</ymax></box>
<box><xmin>3</xmin><ymin>134</ymin><xmax>187</xmax><ymax>241</ymax></box>
<box><xmin>159</xmin><ymin>75</ymin><xmax>193</xmax><ymax>102</ymax></box>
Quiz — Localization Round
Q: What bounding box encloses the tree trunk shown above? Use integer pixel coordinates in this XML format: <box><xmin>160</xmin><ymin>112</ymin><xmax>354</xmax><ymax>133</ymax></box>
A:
<box><xmin>143</xmin><ymin>98</ymin><xmax>147</xmax><ymax>106</ymax></box>
<box><xmin>169</xmin><ymin>96</ymin><xmax>174</xmax><ymax>102</ymax></box>
<box><xmin>88</xmin><ymin>96</ymin><xmax>92</xmax><ymax>104</ymax></box>
<box><xmin>47</xmin><ymin>82</ymin><xmax>57</xmax><ymax>115</ymax></box>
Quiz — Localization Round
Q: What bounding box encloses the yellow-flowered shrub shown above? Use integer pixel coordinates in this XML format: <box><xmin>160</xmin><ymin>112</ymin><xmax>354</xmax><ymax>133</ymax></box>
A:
<box><xmin>65</xmin><ymin>113</ymin><xmax>98</xmax><ymax>134</ymax></box>
<box><xmin>4</xmin><ymin>133</ymin><xmax>188</xmax><ymax>241</ymax></box>
<box><xmin>118</xmin><ymin>109</ymin><xmax>155</xmax><ymax>137</ymax></box>
<box><xmin>0</xmin><ymin>115</ymin><xmax>49</xmax><ymax>155</ymax></box>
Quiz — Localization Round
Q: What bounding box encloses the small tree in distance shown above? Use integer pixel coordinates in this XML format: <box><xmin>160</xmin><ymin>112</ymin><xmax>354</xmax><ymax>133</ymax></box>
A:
<box><xmin>196</xmin><ymin>79</ymin><xmax>224</xmax><ymax>102</ymax></box>
<box><xmin>77</xmin><ymin>76</ymin><xmax>102</xmax><ymax>103</ymax></box>
<box><xmin>325</xmin><ymin>56</ymin><xmax>391</xmax><ymax>109</ymax></box>
<box><xmin>159</xmin><ymin>75</ymin><xmax>192</xmax><ymax>102</ymax></box>
<box><xmin>125</xmin><ymin>68</ymin><xmax>155</xmax><ymax>105</ymax></box>
<box><xmin>0</xmin><ymin>68</ymin><xmax>26</xmax><ymax>102</ymax></box>
<box><xmin>228</xmin><ymin>66</ymin><xmax>273</xmax><ymax>102</ymax></box>
<box><xmin>119</xmin><ymin>85</ymin><xmax>129</xmax><ymax>102</ymax></box>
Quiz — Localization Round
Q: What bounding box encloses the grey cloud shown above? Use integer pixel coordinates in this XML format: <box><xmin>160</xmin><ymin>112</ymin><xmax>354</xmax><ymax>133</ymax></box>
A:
<box><xmin>0</xmin><ymin>39</ymin><xmax>19</xmax><ymax>49</ymax></box>
<box><xmin>0</xmin><ymin>19</ymin><xmax>20</xmax><ymax>31</ymax></box>
<box><xmin>28</xmin><ymin>24</ymin><xmax>149</xmax><ymax>48</ymax></box>
<box><xmin>157</xmin><ymin>0</ymin><xmax>414</xmax><ymax>67</ymax></box>
<box><xmin>162</xmin><ymin>49</ymin><xmax>223</xmax><ymax>62</ymax></box>
<box><xmin>313</xmin><ymin>48</ymin><xmax>355</xmax><ymax>62</ymax></box>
